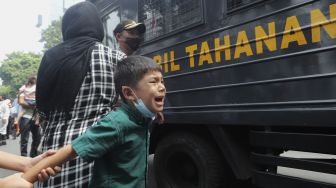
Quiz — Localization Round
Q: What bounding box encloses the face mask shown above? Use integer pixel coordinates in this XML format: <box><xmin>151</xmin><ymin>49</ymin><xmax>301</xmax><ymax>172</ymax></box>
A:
<box><xmin>134</xmin><ymin>99</ymin><xmax>156</xmax><ymax>120</ymax></box>
<box><xmin>125</xmin><ymin>37</ymin><xmax>143</xmax><ymax>51</ymax></box>
<box><xmin>127</xmin><ymin>87</ymin><xmax>156</xmax><ymax>119</ymax></box>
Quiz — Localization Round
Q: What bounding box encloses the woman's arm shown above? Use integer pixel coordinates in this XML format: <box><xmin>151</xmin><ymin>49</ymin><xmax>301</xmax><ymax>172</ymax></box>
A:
<box><xmin>0</xmin><ymin>150</ymin><xmax>60</xmax><ymax>172</ymax></box>
<box><xmin>22</xmin><ymin>145</ymin><xmax>77</xmax><ymax>183</ymax></box>
<box><xmin>0</xmin><ymin>151</ymin><xmax>29</xmax><ymax>172</ymax></box>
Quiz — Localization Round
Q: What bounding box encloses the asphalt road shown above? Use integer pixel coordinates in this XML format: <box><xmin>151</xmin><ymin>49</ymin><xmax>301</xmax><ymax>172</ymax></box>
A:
<box><xmin>0</xmin><ymin>137</ymin><xmax>21</xmax><ymax>178</ymax></box>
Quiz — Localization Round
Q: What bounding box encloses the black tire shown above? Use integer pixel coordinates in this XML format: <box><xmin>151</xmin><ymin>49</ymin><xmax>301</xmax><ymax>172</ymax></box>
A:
<box><xmin>154</xmin><ymin>132</ymin><xmax>228</xmax><ymax>188</ymax></box>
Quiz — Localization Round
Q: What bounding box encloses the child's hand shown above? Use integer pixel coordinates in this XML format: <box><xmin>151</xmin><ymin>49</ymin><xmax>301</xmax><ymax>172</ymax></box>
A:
<box><xmin>24</xmin><ymin>150</ymin><xmax>62</xmax><ymax>181</ymax></box>
<box><xmin>1</xmin><ymin>172</ymin><xmax>33</xmax><ymax>188</ymax></box>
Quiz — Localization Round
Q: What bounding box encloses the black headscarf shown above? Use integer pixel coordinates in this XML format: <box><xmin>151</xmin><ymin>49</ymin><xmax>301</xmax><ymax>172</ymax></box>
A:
<box><xmin>36</xmin><ymin>2</ymin><xmax>104</xmax><ymax>116</ymax></box>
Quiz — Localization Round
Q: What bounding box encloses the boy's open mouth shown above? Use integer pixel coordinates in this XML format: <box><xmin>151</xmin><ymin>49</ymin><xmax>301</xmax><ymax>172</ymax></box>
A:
<box><xmin>155</xmin><ymin>96</ymin><xmax>164</xmax><ymax>103</ymax></box>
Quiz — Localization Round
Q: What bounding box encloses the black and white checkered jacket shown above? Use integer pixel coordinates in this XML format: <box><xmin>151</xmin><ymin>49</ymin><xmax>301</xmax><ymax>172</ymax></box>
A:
<box><xmin>38</xmin><ymin>43</ymin><xmax>126</xmax><ymax>188</ymax></box>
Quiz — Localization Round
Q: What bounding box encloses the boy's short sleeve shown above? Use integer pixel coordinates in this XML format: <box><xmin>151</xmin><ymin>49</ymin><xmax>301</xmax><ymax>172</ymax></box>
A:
<box><xmin>72</xmin><ymin>115</ymin><xmax>122</xmax><ymax>162</ymax></box>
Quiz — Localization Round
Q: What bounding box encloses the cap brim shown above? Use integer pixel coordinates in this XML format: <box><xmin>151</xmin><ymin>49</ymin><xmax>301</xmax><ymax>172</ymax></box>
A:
<box><xmin>124</xmin><ymin>23</ymin><xmax>146</xmax><ymax>34</ymax></box>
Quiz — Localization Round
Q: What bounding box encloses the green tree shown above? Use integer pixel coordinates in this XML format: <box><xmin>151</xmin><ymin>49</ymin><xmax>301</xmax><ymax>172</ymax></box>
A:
<box><xmin>0</xmin><ymin>85</ymin><xmax>11</xmax><ymax>98</ymax></box>
<box><xmin>0</xmin><ymin>52</ymin><xmax>42</xmax><ymax>98</ymax></box>
<box><xmin>40</xmin><ymin>17</ymin><xmax>62</xmax><ymax>51</ymax></box>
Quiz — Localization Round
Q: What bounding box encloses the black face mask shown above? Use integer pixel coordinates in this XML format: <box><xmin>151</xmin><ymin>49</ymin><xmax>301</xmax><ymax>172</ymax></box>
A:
<box><xmin>125</xmin><ymin>37</ymin><xmax>143</xmax><ymax>51</ymax></box>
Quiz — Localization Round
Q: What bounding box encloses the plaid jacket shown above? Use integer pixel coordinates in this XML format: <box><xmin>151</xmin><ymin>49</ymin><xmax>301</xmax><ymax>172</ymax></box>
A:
<box><xmin>38</xmin><ymin>43</ymin><xmax>126</xmax><ymax>188</ymax></box>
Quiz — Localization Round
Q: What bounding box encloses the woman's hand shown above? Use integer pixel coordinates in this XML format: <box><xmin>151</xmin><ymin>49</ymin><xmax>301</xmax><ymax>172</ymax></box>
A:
<box><xmin>28</xmin><ymin>150</ymin><xmax>56</xmax><ymax>168</ymax></box>
<box><xmin>23</xmin><ymin>150</ymin><xmax>62</xmax><ymax>182</ymax></box>
<box><xmin>0</xmin><ymin>173</ymin><xmax>33</xmax><ymax>188</ymax></box>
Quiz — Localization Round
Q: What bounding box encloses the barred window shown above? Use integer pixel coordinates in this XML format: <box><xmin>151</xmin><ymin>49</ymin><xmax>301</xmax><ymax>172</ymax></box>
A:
<box><xmin>102</xmin><ymin>9</ymin><xmax>121</xmax><ymax>50</ymax></box>
<box><xmin>139</xmin><ymin>0</ymin><xmax>203</xmax><ymax>41</ymax></box>
<box><xmin>227</xmin><ymin>0</ymin><xmax>263</xmax><ymax>11</ymax></box>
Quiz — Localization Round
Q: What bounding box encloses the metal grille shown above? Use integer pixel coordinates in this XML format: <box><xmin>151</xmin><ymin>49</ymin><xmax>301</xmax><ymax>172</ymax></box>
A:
<box><xmin>139</xmin><ymin>0</ymin><xmax>203</xmax><ymax>41</ymax></box>
<box><xmin>102</xmin><ymin>8</ymin><xmax>120</xmax><ymax>50</ymax></box>
<box><xmin>227</xmin><ymin>0</ymin><xmax>260</xmax><ymax>11</ymax></box>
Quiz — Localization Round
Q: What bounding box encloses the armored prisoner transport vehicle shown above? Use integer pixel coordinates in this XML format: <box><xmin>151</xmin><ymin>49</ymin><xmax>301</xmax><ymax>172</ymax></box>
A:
<box><xmin>89</xmin><ymin>0</ymin><xmax>336</xmax><ymax>187</ymax></box>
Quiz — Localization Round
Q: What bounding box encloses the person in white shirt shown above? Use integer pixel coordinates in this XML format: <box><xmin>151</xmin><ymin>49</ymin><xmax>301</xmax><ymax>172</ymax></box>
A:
<box><xmin>0</xmin><ymin>99</ymin><xmax>10</xmax><ymax>145</ymax></box>
<box><xmin>9</xmin><ymin>97</ymin><xmax>21</xmax><ymax>139</ymax></box>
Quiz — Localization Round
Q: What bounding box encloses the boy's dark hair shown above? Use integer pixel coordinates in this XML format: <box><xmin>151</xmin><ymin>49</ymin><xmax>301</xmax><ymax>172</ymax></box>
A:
<box><xmin>115</xmin><ymin>55</ymin><xmax>161</xmax><ymax>101</ymax></box>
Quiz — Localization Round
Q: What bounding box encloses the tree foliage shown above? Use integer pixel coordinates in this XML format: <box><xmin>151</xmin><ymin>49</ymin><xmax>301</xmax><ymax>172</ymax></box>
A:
<box><xmin>40</xmin><ymin>17</ymin><xmax>62</xmax><ymax>51</ymax></box>
<box><xmin>0</xmin><ymin>85</ymin><xmax>11</xmax><ymax>99</ymax></box>
<box><xmin>0</xmin><ymin>52</ymin><xmax>42</xmax><ymax>98</ymax></box>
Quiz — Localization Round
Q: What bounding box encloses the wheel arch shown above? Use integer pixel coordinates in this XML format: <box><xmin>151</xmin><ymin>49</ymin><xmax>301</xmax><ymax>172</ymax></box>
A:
<box><xmin>150</xmin><ymin>124</ymin><xmax>215</xmax><ymax>154</ymax></box>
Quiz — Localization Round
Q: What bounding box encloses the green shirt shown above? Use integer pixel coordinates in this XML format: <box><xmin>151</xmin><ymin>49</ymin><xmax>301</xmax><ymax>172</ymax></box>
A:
<box><xmin>72</xmin><ymin>103</ymin><xmax>151</xmax><ymax>188</ymax></box>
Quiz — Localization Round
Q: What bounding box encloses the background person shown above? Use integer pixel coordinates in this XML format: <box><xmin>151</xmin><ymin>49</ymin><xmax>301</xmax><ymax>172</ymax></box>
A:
<box><xmin>113</xmin><ymin>19</ymin><xmax>146</xmax><ymax>56</ymax></box>
<box><xmin>17</xmin><ymin>76</ymin><xmax>38</xmax><ymax>127</ymax></box>
<box><xmin>5</xmin><ymin>99</ymin><xmax>12</xmax><ymax>139</ymax></box>
<box><xmin>18</xmin><ymin>76</ymin><xmax>41</xmax><ymax>157</ymax></box>
<box><xmin>0</xmin><ymin>99</ymin><xmax>10</xmax><ymax>145</ymax></box>
<box><xmin>9</xmin><ymin>96</ymin><xmax>20</xmax><ymax>139</ymax></box>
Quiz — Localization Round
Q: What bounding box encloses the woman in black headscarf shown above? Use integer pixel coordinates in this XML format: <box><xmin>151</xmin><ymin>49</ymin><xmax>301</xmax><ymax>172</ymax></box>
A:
<box><xmin>36</xmin><ymin>2</ymin><xmax>126</xmax><ymax>187</ymax></box>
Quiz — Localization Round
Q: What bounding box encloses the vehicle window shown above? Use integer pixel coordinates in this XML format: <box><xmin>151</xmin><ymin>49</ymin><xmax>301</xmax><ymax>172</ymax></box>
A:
<box><xmin>102</xmin><ymin>8</ymin><xmax>120</xmax><ymax>50</ymax></box>
<box><xmin>227</xmin><ymin>0</ymin><xmax>263</xmax><ymax>11</ymax></box>
<box><xmin>139</xmin><ymin>0</ymin><xmax>203</xmax><ymax>41</ymax></box>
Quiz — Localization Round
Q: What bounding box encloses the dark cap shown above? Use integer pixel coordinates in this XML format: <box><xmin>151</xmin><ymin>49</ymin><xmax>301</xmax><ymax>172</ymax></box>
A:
<box><xmin>113</xmin><ymin>20</ymin><xmax>146</xmax><ymax>36</ymax></box>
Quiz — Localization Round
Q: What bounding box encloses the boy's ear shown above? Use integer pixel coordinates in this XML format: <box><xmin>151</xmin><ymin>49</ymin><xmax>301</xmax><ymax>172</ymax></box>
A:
<box><xmin>121</xmin><ymin>86</ymin><xmax>136</xmax><ymax>102</ymax></box>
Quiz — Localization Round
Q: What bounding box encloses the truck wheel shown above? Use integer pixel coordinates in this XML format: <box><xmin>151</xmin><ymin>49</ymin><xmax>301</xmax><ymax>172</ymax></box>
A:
<box><xmin>154</xmin><ymin>132</ymin><xmax>227</xmax><ymax>188</ymax></box>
